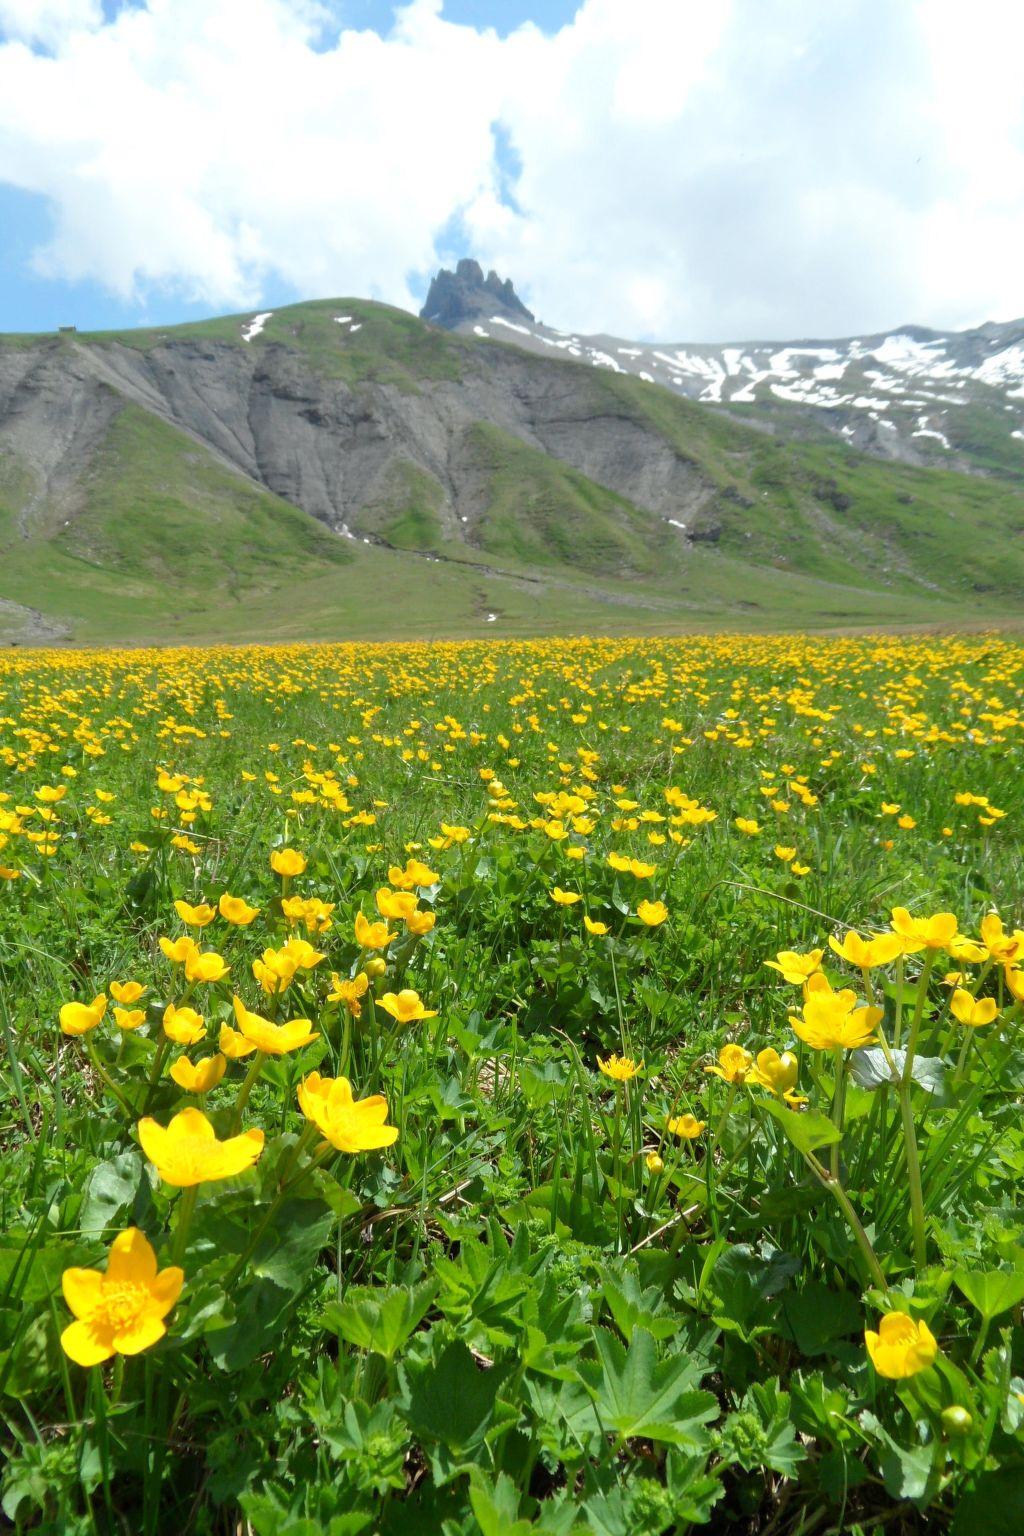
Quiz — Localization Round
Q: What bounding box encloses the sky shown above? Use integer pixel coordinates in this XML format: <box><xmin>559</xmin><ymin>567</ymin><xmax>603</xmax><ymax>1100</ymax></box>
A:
<box><xmin>0</xmin><ymin>0</ymin><xmax>1021</xmax><ymax>342</ymax></box>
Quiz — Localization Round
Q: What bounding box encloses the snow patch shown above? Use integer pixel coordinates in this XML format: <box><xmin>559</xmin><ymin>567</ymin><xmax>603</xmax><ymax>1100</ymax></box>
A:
<box><xmin>242</xmin><ymin>312</ymin><xmax>272</xmax><ymax>342</ymax></box>
<box><xmin>490</xmin><ymin>315</ymin><xmax>532</xmax><ymax>336</ymax></box>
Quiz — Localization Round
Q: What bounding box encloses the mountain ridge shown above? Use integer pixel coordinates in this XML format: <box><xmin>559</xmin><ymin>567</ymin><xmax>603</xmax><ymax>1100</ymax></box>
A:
<box><xmin>0</xmin><ymin>288</ymin><xmax>1022</xmax><ymax>644</ymax></box>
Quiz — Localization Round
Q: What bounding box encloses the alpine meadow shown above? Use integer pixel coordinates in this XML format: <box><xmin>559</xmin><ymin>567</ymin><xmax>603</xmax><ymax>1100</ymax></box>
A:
<box><xmin>3</xmin><ymin>2</ymin><xmax>1024</xmax><ymax>1533</ymax></box>
<box><xmin>2</xmin><ymin>632</ymin><xmax>1024</xmax><ymax>1534</ymax></box>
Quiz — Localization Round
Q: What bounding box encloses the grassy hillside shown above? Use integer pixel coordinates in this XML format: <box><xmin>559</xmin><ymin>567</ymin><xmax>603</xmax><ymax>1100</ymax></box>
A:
<box><xmin>0</xmin><ymin>300</ymin><xmax>1022</xmax><ymax>643</ymax></box>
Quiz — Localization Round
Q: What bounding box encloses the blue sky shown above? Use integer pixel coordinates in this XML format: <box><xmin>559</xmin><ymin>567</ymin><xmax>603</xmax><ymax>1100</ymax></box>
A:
<box><xmin>0</xmin><ymin>1</ymin><xmax>578</xmax><ymax>333</ymax></box>
<box><xmin>0</xmin><ymin>0</ymin><xmax>1020</xmax><ymax>342</ymax></box>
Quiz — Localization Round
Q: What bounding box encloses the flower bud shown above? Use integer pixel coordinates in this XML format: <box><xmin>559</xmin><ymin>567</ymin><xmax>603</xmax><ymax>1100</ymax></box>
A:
<box><xmin>364</xmin><ymin>956</ymin><xmax>387</xmax><ymax>979</ymax></box>
<box><xmin>941</xmin><ymin>1405</ymin><xmax>972</xmax><ymax>1438</ymax></box>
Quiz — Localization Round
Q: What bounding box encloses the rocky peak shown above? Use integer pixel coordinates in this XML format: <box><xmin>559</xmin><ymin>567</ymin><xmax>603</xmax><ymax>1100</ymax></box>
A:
<box><xmin>420</xmin><ymin>258</ymin><xmax>534</xmax><ymax>329</ymax></box>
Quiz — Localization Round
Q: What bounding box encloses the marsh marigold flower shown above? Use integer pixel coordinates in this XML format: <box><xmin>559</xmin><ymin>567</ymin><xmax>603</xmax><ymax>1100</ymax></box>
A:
<box><xmin>219</xmin><ymin>892</ymin><xmax>260</xmax><ymax>925</ymax></box>
<box><xmin>174</xmin><ymin>899</ymin><xmax>216</xmax><ymax>928</ymax></box>
<box><xmin>949</xmin><ymin>989</ymin><xmax>999</xmax><ymax>1028</ymax></box>
<box><xmin>110</xmin><ymin>980</ymin><xmax>146</xmax><ymax>1005</ymax></box>
<box><xmin>232</xmin><ymin>996</ymin><xmax>318</xmax><ymax>1055</ymax></box>
<box><xmin>379</xmin><ymin>989</ymin><xmax>438</xmax><ymax>1024</ymax></box>
<box><xmin>297</xmin><ymin>1072</ymin><xmax>399</xmax><ymax>1153</ymax></box>
<box><xmin>765</xmin><ymin>948</ymin><xmax>823</xmax><ymax>984</ymax></box>
<box><xmin>406</xmin><ymin>909</ymin><xmax>436</xmax><ymax>936</ymax></box>
<box><xmin>113</xmin><ymin>1006</ymin><xmax>147</xmax><ymax>1031</ymax></box>
<box><xmin>328</xmin><ymin>971</ymin><xmax>370</xmax><ymax>1017</ymax></box>
<box><xmin>184</xmin><ymin>948</ymin><xmax>230</xmax><ymax>984</ymax></box>
<box><xmin>271</xmin><ymin>847</ymin><xmax>306</xmax><ymax>878</ymax></box>
<box><xmin>61</xmin><ymin>1228</ymin><xmax>183</xmax><ymax>1367</ymax></box>
<box><xmin>789</xmin><ymin>976</ymin><xmax>881</xmax><ymax>1051</ymax></box>
<box><xmin>550</xmin><ymin>887</ymin><xmax>582</xmax><ymax>905</ymax></box>
<box><xmin>138</xmin><ymin>1107</ymin><xmax>264</xmax><ymax>1186</ymax></box>
<box><xmin>584</xmin><ymin>915</ymin><xmax>610</xmax><ymax>936</ymax></box>
<box><xmin>160</xmin><ymin>935</ymin><xmax>198</xmax><ymax>965</ymax></box>
<box><xmin>705</xmin><ymin>1043</ymin><xmax>753</xmax><ymax>1084</ymax></box>
<box><xmin>890</xmin><ymin>907</ymin><xmax>959</xmax><ymax>953</ymax></box>
<box><xmin>865</xmin><ymin>1312</ymin><xmax>938</xmax><ymax>1379</ymax></box>
<box><xmin>60</xmin><ymin>994</ymin><xmax>107</xmax><ymax>1036</ymax></box>
<box><xmin>828</xmin><ymin>931</ymin><xmax>903</xmax><ymax>968</ymax></box>
<box><xmin>636</xmin><ymin>899</ymin><xmax>668</xmax><ymax>927</ymax></box>
<box><xmin>667</xmin><ymin>1113</ymin><xmax>706</xmax><ymax>1138</ymax></box>
<box><xmin>376</xmin><ymin>887</ymin><xmax>419</xmax><ymax>921</ymax></box>
<box><xmin>597</xmin><ymin>1053</ymin><xmax>642</xmax><ymax>1082</ymax></box>
<box><xmin>748</xmin><ymin>1047</ymin><xmax>800</xmax><ymax>1097</ymax></box>
<box><xmin>979</xmin><ymin>913</ymin><xmax>1023</xmax><ymax>964</ymax></box>
<box><xmin>170</xmin><ymin>1053</ymin><xmax>227</xmax><ymax>1093</ymax></box>
<box><xmin>355</xmin><ymin>910</ymin><xmax>395</xmax><ymax>950</ymax></box>
<box><xmin>218</xmin><ymin>1022</ymin><xmax>257</xmax><ymax>1059</ymax></box>
<box><xmin>163</xmin><ymin>1004</ymin><xmax>205</xmax><ymax>1045</ymax></box>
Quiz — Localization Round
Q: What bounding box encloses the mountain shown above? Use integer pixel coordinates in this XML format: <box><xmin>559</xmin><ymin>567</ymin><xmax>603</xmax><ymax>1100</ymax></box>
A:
<box><xmin>428</xmin><ymin>261</ymin><xmax>1024</xmax><ymax>478</ymax></box>
<box><xmin>0</xmin><ymin>284</ymin><xmax>1022</xmax><ymax>645</ymax></box>
<box><xmin>420</xmin><ymin>259</ymin><xmax>534</xmax><ymax>329</ymax></box>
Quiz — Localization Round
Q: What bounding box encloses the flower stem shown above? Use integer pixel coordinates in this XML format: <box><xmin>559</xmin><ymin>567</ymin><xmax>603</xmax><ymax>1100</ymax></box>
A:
<box><xmin>230</xmin><ymin>1051</ymin><xmax>266</xmax><ymax>1131</ymax></box>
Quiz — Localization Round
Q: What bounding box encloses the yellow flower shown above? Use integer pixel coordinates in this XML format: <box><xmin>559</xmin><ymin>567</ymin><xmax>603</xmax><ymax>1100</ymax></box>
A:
<box><xmin>748</xmin><ymin>1048</ymin><xmax>800</xmax><ymax>1096</ymax></box>
<box><xmin>890</xmin><ymin>907</ymin><xmax>959</xmax><ymax>953</ymax></box>
<box><xmin>328</xmin><ymin>971</ymin><xmax>370</xmax><ymax>1017</ymax></box>
<box><xmin>218</xmin><ymin>1022</ymin><xmax>257</xmax><ymax>1059</ymax></box>
<box><xmin>1006</xmin><ymin>966</ymin><xmax>1024</xmax><ymax>1003</ymax></box>
<box><xmin>110</xmin><ymin>980</ymin><xmax>146</xmax><ymax>1004</ymax></box>
<box><xmin>979</xmin><ymin>913</ymin><xmax>1023</xmax><ymax>964</ymax></box>
<box><xmin>636</xmin><ymin>899</ymin><xmax>668</xmax><ymax>927</ymax></box>
<box><xmin>60</xmin><ymin>1228</ymin><xmax>183</xmax><ymax>1367</ymax></box>
<box><xmin>355</xmin><ymin>910</ymin><xmax>395</xmax><ymax>950</ymax></box>
<box><xmin>949</xmin><ymin>936</ymin><xmax>987</xmax><ymax>965</ymax></box>
<box><xmin>550</xmin><ymin>887</ymin><xmax>582</xmax><ymax>905</ymax></box>
<box><xmin>174</xmin><ymin>899</ymin><xmax>217</xmax><ymax>928</ymax></box>
<box><xmin>113</xmin><ymin>1006</ymin><xmax>147</xmax><ymax>1031</ymax></box>
<box><xmin>789</xmin><ymin>979</ymin><xmax>881</xmax><ymax>1051</ymax></box>
<box><xmin>389</xmin><ymin>858</ymin><xmax>438</xmax><ymax>890</ymax></box>
<box><xmin>584</xmin><ymin>915</ymin><xmax>610</xmax><ymax>936</ymax></box>
<box><xmin>163</xmin><ymin>1004</ymin><xmax>206</xmax><ymax>1045</ymax></box>
<box><xmin>232</xmin><ymin>996</ymin><xmax>319</xmax><ymax>1055</ymax></box>
<box><xmin>138</xmin><ymin>1106</ymin><xmax>265</xmax><ymax>1187</ymax></box>
<box><xmin>734</xmin><ymin>817</ymin><xmax>760</xmax><ymax>836</ymax></box>
<box><xmin>170</xmin><ymin>1053</ymin><xmax>227</xmax><ymax>1093</ymax></box>
<box><xmin>218</xmin><ymin>892</ymin><xmax>260</xmax><ymax>925</ymax></box>
<box><xmin>764</xmin><ymin>948</ymin><xmax>823</xmax><ymax>984</ymax></box>
<box><xmin>597</xmin><ymin>1053</ymin><xmax>642</xmax><ymax>1082</ymax></box>
<box><xmin>645</xmin><ymin>1151</ymin><xmax>665</xmax><ymax>1173</ymax></box>
<box><xmin>59</xmin><ymin>994</ymin><xmax>108</xmax><ymax>1037</ymax></box>
<box><xmin>667</xmin><ymin>1113</ymin><xmax>706</xmax><ymax>1138</ymax></box>
<box><xmin>865</xmin><ymin>1312</ymin><xmax>938</xmax><ymax>1379</ymax></box>
<box><xmin>379</xmin><ymin>989</ymin><xmax>438</xmax><ymax>1024</ymax></box>
<box><xmin>774</xmin><ymin>845</ymin><xmax>797</xmax><ymax>861</ymax></box>
<box><xmin>270</xmin><ymin>847</ymin><xmax>307</xmax><ymax>878</ymax></box>
<box><xmin>376</xmin><ymin>886</ymin><xmax>419</xmax><ymax>921</ymax></box>
<box><xmin>159</xmin><ymin>934</ymin><xmax>199</xmax><ymax>966</ymax></box>
<box><xmin>828</xmin><ymin>931</ymin><xmax>903</xmax><ymax>968</ymax></box>
<box><xmin>405</xmin><ymin>908</ymin><xmax>436</xmax><ymax>936</ymax></box>
<box><xmin>705</xmin><ymin>1043</ymin><xmax>753</xmax><ymax>1084</ymax></box>
<box><xmin>949</xmin><ymin>989</ymin><xmax>999</xmax><ymax>1028</ymax></box>
<box><xmin>297</xmin><ymin>1072</ymin><xmax>399</xmax><ymax>1153</ymax></box>
<box><xmin>184</xmin><ymin>948</ymin><xmax>230</xmax><ymax>984</ymax></box>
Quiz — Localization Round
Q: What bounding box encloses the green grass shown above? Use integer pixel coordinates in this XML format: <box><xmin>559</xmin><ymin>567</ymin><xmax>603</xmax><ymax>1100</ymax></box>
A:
<box><xmin>1</xmin><ymin>633</ymin><xmax>1023</xmax><ymax>1533</ymax></box>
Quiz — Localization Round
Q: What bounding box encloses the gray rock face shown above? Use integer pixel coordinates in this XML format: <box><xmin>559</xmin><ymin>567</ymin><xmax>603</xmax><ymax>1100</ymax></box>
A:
<box><xmin>420</xmin><ymin>259</ymin><xmax>534</xmax><ymax>329</ymax></box>
<box><xmin>0</xmin><ymin>326</ymin><xmax>716</xmax><ymax>547</ymax></box>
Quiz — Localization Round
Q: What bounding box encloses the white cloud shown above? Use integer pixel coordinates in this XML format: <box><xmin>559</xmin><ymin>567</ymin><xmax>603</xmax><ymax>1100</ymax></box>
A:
<box><xmin>0</xmin><ymin>0</ymin><xmax>1021</xmax><ymax>339</ymax></box>
<box><xmin>0</xmin><ymin>0</ymin><xmax>102</xmax><ymax>48</ymax></box>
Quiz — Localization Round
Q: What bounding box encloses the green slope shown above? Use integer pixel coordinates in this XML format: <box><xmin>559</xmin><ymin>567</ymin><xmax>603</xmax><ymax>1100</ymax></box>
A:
<box><xmin>0</xmin><ymin>300</ymin><xmax>1022</xmax><ymax>643</ymax></box>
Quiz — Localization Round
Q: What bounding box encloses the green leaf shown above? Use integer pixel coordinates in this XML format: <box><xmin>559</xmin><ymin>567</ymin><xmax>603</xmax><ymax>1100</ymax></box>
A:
<box><xmin>952</xmin><ymin>1467</ymin><xmax>1024</xmax><ymax>1536</ymax></box>
<box><xmin>759</xmin><ymin>1098</ymin><xmax>842</xmax><ymax>1156</ymax></box>
<box><xmin>953</xmin><ymin>1266</ymin><xmax>1024</xmax><ymax>1321</ymax></box>
<box><xmin>400</xmin><ymin>1338</ymin><xmax>504</xmax><ymax>1455</ymax></box>
<box><xmin>850</xmin><ymin>1048</ymin><xmax>947</xmax><ymax>1096</ymax></box>
<box><xmin>78</xmin><ymin>1151</ymin><xmax>155</xmax><ymax>1237</ymax></box>
<box><xmin>322</xmin><ymin>1280</ymin><xmax>437</xmax><ymax>1359</ymax></box>
<box><xmin>580</xmin><ymin>1327</ymin><xmax>718</xmax><ymax>1446</ymax></box>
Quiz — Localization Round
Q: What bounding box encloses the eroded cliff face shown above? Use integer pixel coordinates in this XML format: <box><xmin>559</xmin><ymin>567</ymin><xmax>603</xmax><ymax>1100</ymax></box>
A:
<box><xmin>0</xmin><ymin>328</ymin><xmax>719</xmax><ymax>548</ymax></box>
